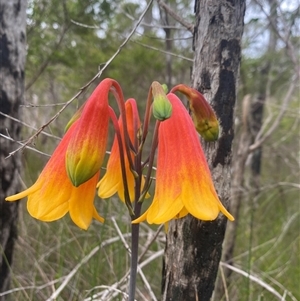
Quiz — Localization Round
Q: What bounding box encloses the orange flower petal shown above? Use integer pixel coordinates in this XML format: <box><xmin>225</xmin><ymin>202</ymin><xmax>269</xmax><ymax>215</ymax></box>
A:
<box><xmin>69</xmin><ymin>171</ymin><xmax>103</xmax><ymax>230</ymax></box>
<box><xmin>98</xmin><ymin>99</ymin><xmax>147</xmax><ymax>202</ymax></box>
<box><xmin>6</xmin><ymin>121</ymin><xmax>104</xmax><ymax>229</ymax></box>
<box><xmin>133</xmin><ymin>93</ymin><xmax>233</xmax><ymax>225</ymax></box>
<box><xmin>66</xmin><ymin>79</ymin><xmax>111</xmax><ymax>187</ymax></box>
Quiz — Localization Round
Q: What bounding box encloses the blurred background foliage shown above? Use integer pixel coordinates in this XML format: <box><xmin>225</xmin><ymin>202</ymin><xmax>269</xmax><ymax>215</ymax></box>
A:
<box><xmin>5</xmin><ymin>0</ymin><xmax>299</xmax><ymax>300</ymax></box>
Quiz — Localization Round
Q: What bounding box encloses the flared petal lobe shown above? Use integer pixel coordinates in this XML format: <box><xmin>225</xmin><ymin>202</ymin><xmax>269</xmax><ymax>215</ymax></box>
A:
<box><xmin>6</xmin><ymin>121</ymin><xmax>104</xmax><ymax>230</ymax></box>
<box><xmin>66</xmin><ymin>79</ymin><xmax>111</xmax><ymax>187</ymax></box>
<box><xmin>133</xmin><ymin>93</ymin><xmax>233</xmax><ymax>224</ymax></box>
<box><xmin>98</xmin><ymin>99</ymin><xmax>147</xmax><ymax>202</ymax></box>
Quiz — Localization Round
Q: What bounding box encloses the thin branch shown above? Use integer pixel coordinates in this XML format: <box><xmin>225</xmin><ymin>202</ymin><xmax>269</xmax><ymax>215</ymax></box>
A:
<box><xmin>120</xmin><ymin>8</ymin><xmax>191</xmax><ymax>31</ymax></box>
<box><xmin>220</xmin><ymin>262</ymin><xmax>285</xmax><ymax>300</ymax></box>
<box><xmin>0</xmin><ymin>111</ymin><xmax>61</xmax><ymax>140</ymax></box>
<box><xmin>111</xmin><ymin>217</ymin><xmax>131</xmax><ymax>255</ymax></box>
<box><xmin>0</xmin><ymin>279</ymin><xmax>64</xmax><ymax>298</ymax></box>
<box><xmin>131</xmin><ymin>39</ymin><xmax>193</xmax><ymax>62</ymax></box>
<box><xmin>156</xmin><ymin>0</ymin><xmax>194</xmax><ymax>33</ymax></box>
<box><xmin>71</xmin><ymin>19</ymin><xmax>104</xmax><ymax>29</ymax></box>
<box><xmin>0</xmin><ymin>133</ymin><xmax>51</xmax><ymax>157</ymax></box>
<box><xmin>21</xmin><ymin>102</ymin><xmax>70</xmax><ymax>107</ymax></box>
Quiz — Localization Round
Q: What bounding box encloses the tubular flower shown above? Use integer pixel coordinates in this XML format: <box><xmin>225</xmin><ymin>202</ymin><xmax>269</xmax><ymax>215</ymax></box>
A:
<box><xmin>5</xmin><ymin>121</ymin><xmax>104</xmax><ymax>230</ymax></box>
<box><xmin>171</xmin><ymin>84</ymin><xmax>219</xmax><ymax>141</ymax></box>
<box><xmin>132</xmin><ymin>93</ymin><xmax>234</xmax><ymax>224</ymax></box>
<box><xmin>66</xmin><ymin>79</ymin><xmax>112</xmax><ymax>187</ymax></box>
<box><xmin>98</xmin><ymin>99</ymin><xmax>148</xmax><ymax>202</ymax></box>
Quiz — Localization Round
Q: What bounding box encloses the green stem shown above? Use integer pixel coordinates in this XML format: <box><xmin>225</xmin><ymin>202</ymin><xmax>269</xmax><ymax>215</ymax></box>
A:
<box><xmin>141</xmin><ymin>121</ymin><xmax>160</xmax><ymax>199</ymax></box>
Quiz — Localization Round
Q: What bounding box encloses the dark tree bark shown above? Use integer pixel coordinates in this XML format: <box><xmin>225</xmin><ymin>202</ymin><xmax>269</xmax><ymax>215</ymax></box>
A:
<box><xmin>0</xmin><ymin>0</ymin><xmax>26</xmax><ymax>297</ymax></box>
<box><xmin>214</xmin><ymin>1</ymin><xmax>277</xmax><ymax>299</ymax></box>
<box><xmin>162</xmin><ymin>1</ymin><xmax>245</xmax><ymax>300</ymax></box>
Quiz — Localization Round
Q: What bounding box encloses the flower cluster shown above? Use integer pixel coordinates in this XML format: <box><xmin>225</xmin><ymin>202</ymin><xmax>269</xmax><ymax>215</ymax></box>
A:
<box><xmin>6</xmin><ymin>78</ymin><xmax>233</xmax><ymax>230</ymax></box>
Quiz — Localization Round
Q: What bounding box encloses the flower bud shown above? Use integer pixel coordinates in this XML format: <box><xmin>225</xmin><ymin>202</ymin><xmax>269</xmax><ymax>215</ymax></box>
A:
<box><xmin>152</xmin><ymin>81</ymin><xmax>172</xmax><ymax>121</ymax></box>
<box><xmin>171</xmin><ymin>84</ymin><xmax>219</xmax><ymax>141</ymax></box>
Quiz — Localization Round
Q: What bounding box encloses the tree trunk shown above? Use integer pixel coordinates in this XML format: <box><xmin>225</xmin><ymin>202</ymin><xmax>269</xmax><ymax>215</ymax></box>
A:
<box><xmin>214</xmin><ymin>1</ymin><xmax>277</xmax><ymax>299</ymax></box>
<box><xmin>161</xmin><ymin>1</ymin><xmax>245</xmax><ymax>300</ymax></box>
<box><xmin>0</xmin><ymin>0</ymin><xmax>26</xmax><ymax>297</ymax></box>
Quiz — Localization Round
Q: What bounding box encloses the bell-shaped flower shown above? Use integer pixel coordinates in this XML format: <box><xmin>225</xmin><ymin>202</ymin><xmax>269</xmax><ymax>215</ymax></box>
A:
<box><xmin>171</xmin><ymin>84</ymin><xmax>219</xmax><ymax>141</ymax></box>
<box><xmin>6</xmin><ymin>121</ymin><xmax>104</xmax><ymax>230</ymax></box>
<box><xmin>66</xmin><ymin>79</ymin><xmax>111</xmax><ymax>187</ymax></box>
<box><xmin>98</xmin><ymin>99</ymin><xmax>147</xmax><ymax>202</ymax></box>
<box><xmin>132</xmin><ymin>93</ymin><xmax>234</xmax><ymax>224</ymax></box>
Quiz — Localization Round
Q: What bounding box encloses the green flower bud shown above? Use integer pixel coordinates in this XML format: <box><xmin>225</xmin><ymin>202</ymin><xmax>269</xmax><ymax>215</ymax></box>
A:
<box><xmin>152</xmin><ymin>81</ymin><xmax>172</xmax><ymax>121</ymax></box>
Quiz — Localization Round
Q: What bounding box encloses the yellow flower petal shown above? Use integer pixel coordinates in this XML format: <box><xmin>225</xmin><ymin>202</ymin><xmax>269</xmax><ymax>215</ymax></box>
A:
<box><xmin>6</xmin><ymin>120</ymin><xmax>104</xmax><ymax>229</ymax></box>
<box><xmin>69</xmin><ymin>172</ymin><xmax>102</xmax><ymax>230</ymax></box>
<box><xmin>132</xmin><ymin>93</ymin><xmax>234</xmax><ymax>225</ymax></box>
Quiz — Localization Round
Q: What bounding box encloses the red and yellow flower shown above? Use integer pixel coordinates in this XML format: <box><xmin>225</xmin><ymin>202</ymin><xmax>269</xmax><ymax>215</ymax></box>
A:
<box><xmin>133</xmin><ymin>93</ymin><xmax>234</xmax><ymax>224</ymax></box>
<box><xmin>6</xmin><ymin>121</ymin><xmax>104</xmax><ymax>230</ymax></box>
<box><xmin>6</xmin><ymin>79</ymin><xmax>233</xmax><ymax>230</ymax></box>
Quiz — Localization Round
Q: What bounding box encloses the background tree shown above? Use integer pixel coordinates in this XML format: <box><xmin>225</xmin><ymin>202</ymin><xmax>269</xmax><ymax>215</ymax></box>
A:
<box><xmin>214</xmin><ymin>1</ymin><xmax>299</xmax><ymax>299</ymax></box>
<box><xmin>0</xmin><ymin>0</ymin><xmax>27</xmax><ymax>298</ymax></box>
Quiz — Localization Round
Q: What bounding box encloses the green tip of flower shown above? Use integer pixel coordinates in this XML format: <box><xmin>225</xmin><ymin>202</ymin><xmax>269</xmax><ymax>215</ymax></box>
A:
<box><xmin>66</xmin><ymin>164</ymin><xmax>84</xmax><ymax>187</ymax></box>
<box><xmin>162</xmin><ymin>84</ymin><xmax>169</xmax><ymax>94</ymax></box>
<box><xmin>66</xmin><ymin>152</ymin><xmax>100</xmax><ymax>187</ymax></box>
<box><xmin>152</xmin><ymin>81</ymin><xmax>172</xmax><ymax>121</ymax></box>
<box><xmin>197</xmin><ymin>119</ymin><xmax>219</xmax><ymax>141</ymax></box>
<box><xmin>153</xmin><ymin>96</ymin><xmax>172</xmax><ymax>121</ymax></box>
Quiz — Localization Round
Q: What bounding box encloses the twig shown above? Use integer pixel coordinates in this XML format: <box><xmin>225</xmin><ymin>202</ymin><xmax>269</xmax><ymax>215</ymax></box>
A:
<box><xmin>111</xmin><ymin>217</ymin><xmax>131</xmax><ymax>255</ymax></box>
<box><xmin>220</xmin><ymin>262</ymin><xmax>286</xmax><ymax>300</ymax></box>
<box><xmin>138</xmin><ymin>224</ymin><xmax>164</xmax><ymax>262</ymax></box>
<box><xmin>0</xmin><ymin>279</ymin><xmax>64</xmax><ymax>298</ymax></box>
<box><xmin>131</xmin><ymin>39</ymin><xmax>193</xmax><ymax>62</ymax></box>
<box><xmin>156</xmin><ymin>0</ymin><xmax>194</xmax><ymax>33</ymax></box>
<box><xmin>0</xmin><ymin>133</ymin><xmax>51</xmax><ymax>157</ymax></box>
<box><xmin>121</xmin><ymin>8</ymin><xmax>191</xmax><ymax>31</ymax></box>
<box><xmin>0</xmin><ymin>111</ymin><xmax>61</xmax><ymax>140</ymax></box>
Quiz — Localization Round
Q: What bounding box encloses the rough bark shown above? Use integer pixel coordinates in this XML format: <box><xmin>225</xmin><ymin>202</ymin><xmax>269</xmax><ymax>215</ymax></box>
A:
<box><xmin>214</xmin><ymin>1</ymin><xmax>277</xmax><ymax>298</ymax></box>
<box><xmin>0</xmin><ymin>0</ymin><xmax>26</xmax><ymax>297</ymax></box>
<box><xmin>162</xmin><ymin>1</ymin><xmax>245</xmax><ymax>300</ymax></box>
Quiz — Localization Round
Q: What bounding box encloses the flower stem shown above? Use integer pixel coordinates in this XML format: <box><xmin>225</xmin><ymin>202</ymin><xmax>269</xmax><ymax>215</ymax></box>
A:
<box><xmin>128</xmin><ymin>203</ymin><xmax>142</xmax><ymax>301</ymax></box>
<box><xmin>128</xmin><ymin>122</ymin><xmax>145</xmax><ymax>300</ymax></box>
